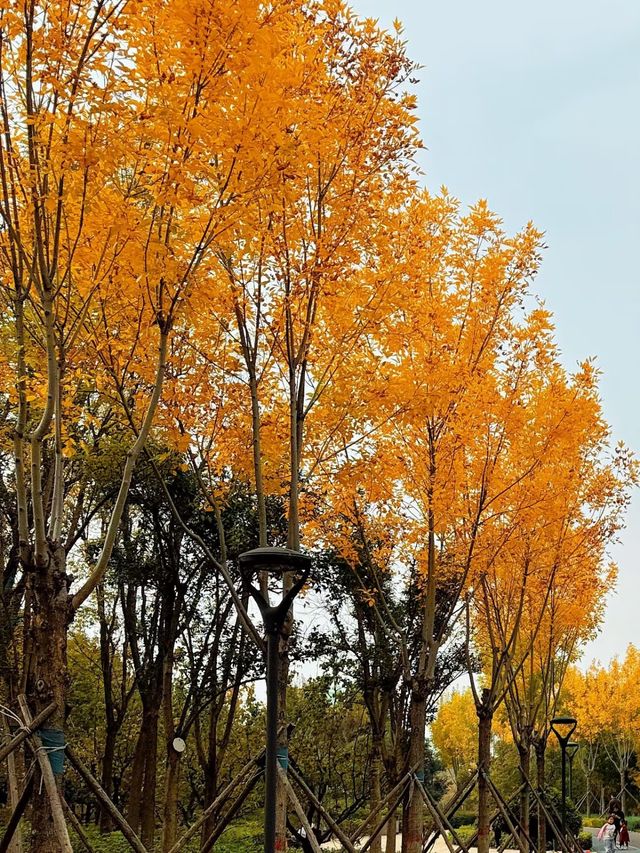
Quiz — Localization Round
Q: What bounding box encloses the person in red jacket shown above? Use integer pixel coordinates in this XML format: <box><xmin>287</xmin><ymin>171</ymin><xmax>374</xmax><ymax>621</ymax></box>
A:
<box><xmin>618</xmin><ymin>819</ymin><xmax>630</xmax><ymax>849</ymax></box>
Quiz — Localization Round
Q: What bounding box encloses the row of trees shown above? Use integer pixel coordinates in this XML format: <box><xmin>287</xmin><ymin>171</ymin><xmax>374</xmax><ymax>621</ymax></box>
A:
<box><xmin>0</xmin><ymin>0</ymin><xmax>635</xmax><ymax>851</ymax></box>
<box><xmin>432</xmin><ymin>646</ymin><xmax>640</xmax><ymax>825</ymax></box>
<box><xmin>564</xmin><ymin>647</ymin><xmax>640</xmax><ymax>816</ymax></box>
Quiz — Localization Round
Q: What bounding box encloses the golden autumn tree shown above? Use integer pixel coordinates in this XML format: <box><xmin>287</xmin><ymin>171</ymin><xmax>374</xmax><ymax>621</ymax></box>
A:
<box><xmin>563</xmin><ymin>664</ymin><xmax>608</xmax><ymax>817</ymax></box>
<box><xmin>432</xmin><ymin>690</ymin><xmax>478</xmax><ymax>788</ymax></box>
<box><xmin>379</xmin><ymin>197</ymin><xmax>548</xmax><ymax>853</ymax></box>
<box><xmin>499</xmin><ymin>364</ymin><xmax>631</xmax><ymax>849</ymax></box>
<box><xmin>0</xmin><ymin>5</ymin><xmax>161</xmax><ymax>850</ymax></box>
<box><xmin>465</xmin><ymin>354</ymin><xmax>634</xmax><ymax>853</ymax></box>
<box><xmin>594</xmin><ymin>646</ymin><xmax>640</xmax><ymax>813</ymax></box>
<box><xmin>304</xmin><ymin>192</ymin><xmax>558</xmax><ymax>853</ymax></box>
<box><xmin>155</xmin><ymin>8</ymin><xmax>422</xmax><ymax>850</ymax></box>
<box><xmin>0</xmin><ymin>0</ymin><xmax>301</xmax><ymax>849</ymax></box>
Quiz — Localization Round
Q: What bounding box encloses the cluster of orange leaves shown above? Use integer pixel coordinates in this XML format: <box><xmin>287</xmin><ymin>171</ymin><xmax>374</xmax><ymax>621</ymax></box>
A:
<box><xmin>0</xmin><ymin>0</ymin><xmax>634</xmax><ymax>641</ymax></box>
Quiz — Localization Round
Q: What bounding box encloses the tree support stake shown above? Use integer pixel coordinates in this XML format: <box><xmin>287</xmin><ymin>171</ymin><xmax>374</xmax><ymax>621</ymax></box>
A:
<box><xmin>0</xmin><ymin>771</ymin><xmax>34</xmax><ymax>853</ymax></box>
<box><xmin>66</xmin><ymin>744</ymin><xmax>147</xmax><ymax>853</ymax></box>
<box><xmin>288</xmin><ymin>763</ymin><xmax>357</xmax><ymax>853</ymax></box>
<box><xmin>0</xmin><ymin>701</ymin><xmax>57</xmax><ymax>764</ymax></box>
<box><xmin>17</xmin><ymin>696</ymin><xmax>73</xmax><ymax>853</ymax></box>
<box><xmin>200</xmin><ymin>770</ymin><xmax>263</xmax><ymax>853</ymax></box>
<box><xmin>166</xmin><ymin>752</ymin><xmax>264</xmax><ymax>853</ymax></box>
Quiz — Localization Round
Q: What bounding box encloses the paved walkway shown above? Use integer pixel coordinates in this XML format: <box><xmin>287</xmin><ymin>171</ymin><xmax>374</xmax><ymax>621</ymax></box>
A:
<box><xmin>321</xmin><ymin>836</ymin><xmax>519</xmax><ymax>851</ymax></box>
<box><xmin>321</xmin><ymin>829</ymin><xmax>640</xmax><ymax>852</ymax></box>
<box><xmin>321</xmin><ymin>828</ymin><xmax>640</xmax><ymax>852</ymax></box>
<box><xmin>587</xmin><ymin>826</ymin><xmax>640</xmax><ymax>853</ymax></box>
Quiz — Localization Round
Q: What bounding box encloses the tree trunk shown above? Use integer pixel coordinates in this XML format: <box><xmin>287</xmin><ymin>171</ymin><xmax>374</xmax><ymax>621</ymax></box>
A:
<box><xmin>28</xmin><ymin>547</ymin><xmax>70</xmax><ymax>853</ymax></box>
<box><xmin>140</xmin><ymin>710</ymin><xmax>159</xmax><ymax>849</ymax></box>
<box><xmin>370</xmin><ymin>741</ymin><xmax>383</xmax><ymax>853</ymax></box>
<box><xmin>535</xmin><ymin>739</ymin><xmax>546</xmax><ymax>853</ymax></box>
<box><xmin>126</xmin><ymin>705</ymin><xmax>159</xmax><ymax>847</ymax></box>
<box><xmin>585</xmin><ymin>770</ymin><xmax>591</xmax><ymax>818</ymax></box>
<box><xmin>99</xmin><ymin>723</ymin><xmax>117</xmax><ymax>833</ymax></box>
<box><xmin>403</xmin><ymin>692</ymin><xmax>426</xmax><ymax>853</ymax></box>
<box><xmin>1</xmin><ymin>713</ymin><xmax>23</xmax><ymax>853</ymax></box>
<box><xmin>518</xmin><ymin>742</ymin><xmax>530</xmax><ymax>852</ymax></box>
<box><xmin>620</xmin><ymin>770</ymin><xmax>626</xmax><ymax>814</ymax></box>
<box><xmin>161</xmin><ymin>748</ymin><xmax>181</xmax><ymax>851</ymax></box>
<box><xmin>201</xmin><ymin>702</ymin><xmax>220</xmax><ymax>846</ymax></box>
<box><xmin>385</xmin><ymin>812</ymin><xmax>398</xmax><ymax>853</ymax></box>
<box><xmin>477</xmin><ymin>695</ymin><xmax>493</xmax><ymax>853</ymax></box>
<box><xmin>126</xmin><ymin>721</ymin><xmax>149</xmax><ymax>834</ymax></box>
<box><xmin>383</xmin><ymin>753</ymin><xmax>399</xmax><ymax>853</ymax></box>
<box><xmin>385</xmin><ymin>810</ymin><xmax>397</xmax><ymax>853</ymax></box>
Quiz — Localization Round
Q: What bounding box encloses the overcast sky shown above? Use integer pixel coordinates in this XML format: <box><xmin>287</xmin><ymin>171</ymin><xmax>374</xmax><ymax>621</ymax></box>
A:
<box><xmin>352</xmin><ymin>0</ymin><xmax>640</xmax><ymax>666</ymax></box>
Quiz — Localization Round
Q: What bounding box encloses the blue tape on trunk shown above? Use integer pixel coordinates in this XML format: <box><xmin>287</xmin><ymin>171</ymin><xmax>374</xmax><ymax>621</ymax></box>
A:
<box><xmin>415</xmin><ymin>770</ymin><xmax>425</xmax><ymax>782</ymax></box>
<box><xmin>276</xmin><ymin>747</ymin><xmax>289</xmax><ymax>770</ymax></box>
<box><xmin>37</xmin><ymin>728</ymin><xmax>65</xmax><ymax>775</ymax></box>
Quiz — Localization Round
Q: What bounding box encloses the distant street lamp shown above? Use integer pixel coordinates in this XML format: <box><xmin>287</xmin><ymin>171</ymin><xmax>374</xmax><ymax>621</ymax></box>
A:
<box><xmin>566</xmin><ymin>741</ymin><xmax>580</xmax><ymax>802</ymax></box>
<box><xmin>239</xmin><ymin>547</ymin><xmax>311</xmax><ymax>853</ymax></box>
<box><xmin>550</xmin><ymin>716</ymin><xmax>577</xmax><ymax>837</ymax></box>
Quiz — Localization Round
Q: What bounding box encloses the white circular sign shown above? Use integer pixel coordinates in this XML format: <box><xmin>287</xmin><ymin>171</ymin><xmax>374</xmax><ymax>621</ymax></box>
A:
<box><xmin>172</xmin><ymin>737</ymin><xmax>186</xmax><ymax>754</ymax></box>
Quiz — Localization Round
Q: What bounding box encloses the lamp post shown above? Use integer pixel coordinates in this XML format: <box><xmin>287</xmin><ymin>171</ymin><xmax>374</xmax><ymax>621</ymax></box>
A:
<box><xmin>239</xmin><ymin>547</ymin><xmax>311</xmax><ymax>853</ymax></box>
<box><xmin>566</xmin><ymin>741</ymin><xmax>579</xmax><ymax>802</ymax></box>
<box><xmin>550</xmin><ymin>716</ymin><xmax>577</xmax><ymax>838</ymax></box>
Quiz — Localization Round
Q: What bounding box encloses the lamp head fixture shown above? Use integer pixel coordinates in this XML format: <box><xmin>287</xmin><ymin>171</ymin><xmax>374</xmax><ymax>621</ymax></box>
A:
<box><xmin>239</xmin><ymin>547</ymin><xmax>311</xmax><ymax>577</ymax></box>
<box><xmin>550</xmin><ymin>715</ymin><xmax>577</xmax><ymax>745</ymax></box>
<box><xmin>566</xmin><ymin>741</ymin><xmax>580</xmax><ymax>760</ymax></box>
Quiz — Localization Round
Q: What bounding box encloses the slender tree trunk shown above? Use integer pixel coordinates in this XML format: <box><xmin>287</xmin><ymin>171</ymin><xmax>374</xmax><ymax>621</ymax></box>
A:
<box><xmin>385</xmin><ymin>809</ymin><xmax>397</xmax><ymax>853</ymax></box>
<box><xmin>161</xmin><ymin>748</ymin><xmax>181</xmax><ymax>851</ymax></box>
<box><xmin>585</xmin><ymin>770</ymin><xmax>591</xmax><ymax>818</ymax></box>
<box><xmin>370</xmin><ymin>741</ymin><xmax>383</xmax><ymax>853</ymax></box>
<box><xmin>126</xmin><ymin>703</ymin><xmax>160</xmax><ymax>847</ymax></box>
<box><xmin>477</xmin><ymin>694</ymin><xmax>493</xmax><ymax>853</ymax></box>
<box><xmin>1</xmin><ymin>713</ymin><xmax>23</xmax><ymax>853</ymax></box>
<box><xmin>518</xmin><ymin>742</ymin><xmax>530</xmax><ymax>852</ymax></box>
<box><xmin>384</xmin><ymin>754</ymin><xmax>399</xmax><ymax>853</ymax></box>
<box><xmin>140</xmin><ymin>710</ymin><xmax>159</xmax><ymax>849</ymax></box>
<box><xmin>201</xmin><ymin>704</ymin><xmax>220</xmax><ymax>846</ymax></box>
<box><xmin>126</xmin><ymin>721</ymin><xmax>149</xmax><ymax>833</ymax></box>
<box><xmin>99</xmin><ymin>723</ymin><xmax>117</xmax><ymax>833</ymax></box>
<box><xmin>28</xmin><ymin>546</ymin><xmax>70</xmax><ymax>853</ymax></box>
<box><xmin>620</xmin><ymin>770</ymin><xmax>626</xmax><ymax>814</ymax></box>
<box><xmin>535</xmin><ymin>739</ymin><xmax>546</xmax><ymax>853</ymax></box>
<box><xmin>403</xmin><ymin>693</ymin><xmax>426</xmax><ymax>853</ymax></box>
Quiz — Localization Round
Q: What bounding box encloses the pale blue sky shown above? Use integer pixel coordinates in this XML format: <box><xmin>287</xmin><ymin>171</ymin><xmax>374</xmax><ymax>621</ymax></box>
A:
<box><xmin>354</xmin><ymin>0</ymin><xmax>640</xmax><ymax>665</ymax></box>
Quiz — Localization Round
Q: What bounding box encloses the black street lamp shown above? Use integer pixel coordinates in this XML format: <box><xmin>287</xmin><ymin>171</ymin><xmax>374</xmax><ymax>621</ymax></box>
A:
<box><xmin>239</xmin><ymin>547</ymin><xmax>311</xmax><ymax>853</ymax></box>
<box><xmin>550</xmin><ymin>716</ymin><xmax>577</xmax><ymax>837</ymax></box>
<box><xmin>566</xmin><ymin>741</ymin><xmax>579</xmax><ymax>802</ymax></box>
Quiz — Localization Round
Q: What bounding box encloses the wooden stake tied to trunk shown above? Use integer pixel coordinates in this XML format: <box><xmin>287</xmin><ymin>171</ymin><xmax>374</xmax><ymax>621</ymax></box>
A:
<box><xmin>16</xmin><ymin>696</ymin><xmax>73</xmax><ymax>853</ymax></box>
<box><xmin>0</xmin><ymin>702</ymin><xmax>57</xmax><ymax>765</ymax></box>
<box><xmin>65</xmin><ymin>744</ymin><xmax>148</xmax><ymax>853</ymax></box>
<box><xmin>278</xmin><ymin>765</ymin><xmax>323</xmax><ymax>853</ymax></box>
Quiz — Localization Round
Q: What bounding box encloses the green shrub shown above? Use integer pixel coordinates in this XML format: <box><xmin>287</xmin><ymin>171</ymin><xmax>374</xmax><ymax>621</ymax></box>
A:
<box><xmin>578</xmin><ymin>831</ymin><xmax>593</xmax><ymax>849</ymax></box>
<box><xmin>67</xmin><ymin>820</ymin><xmax>263</xmax><ymax>853</ymax></box>
<box><xmin>215</xmin><ymin>818</ymin><xmax>264</xmax><ymax>852</ymax></box>
<box><xmin>451</xmin><ymin>823</ymin><xmax>476</xmax><ymax>844</ymax></box>
<box><xmin>449</xmin><ymin>811</ymin><xmax>477</xmax><ymax>829</ymax></box>
<box><xmin>582</xmin><ymin>815</ymin><xmax>640</xmax><ymax>830</ymax></box>
<box><xmin>70</xmin><ymin>826</ymin><xmax>151</xmax><ymax>853</ymax></box>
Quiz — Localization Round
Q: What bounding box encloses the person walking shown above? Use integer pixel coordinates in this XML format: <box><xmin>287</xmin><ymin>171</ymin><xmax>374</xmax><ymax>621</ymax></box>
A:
<box><xmin>608</xmin><ymin>799</ymin><xmax>625</xmax><ymax>845</ymax></box>
<box><xmin>599</xmin><ymin>816</ymin><xmax>617</xmax><ymax>853</ymax></box>
<box><xmin>619</xmin><ymin>820</ymin><xmax>630</xmax><ymax>849</ymax></box>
